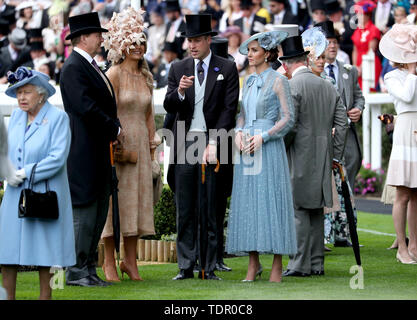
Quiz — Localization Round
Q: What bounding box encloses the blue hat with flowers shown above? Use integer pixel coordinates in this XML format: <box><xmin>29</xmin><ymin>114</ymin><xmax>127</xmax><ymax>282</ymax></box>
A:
<box><xmin>5</xmin><ymin>67</ymin><xmax>56</xmax><ymax>99</ymax></box>
<box><xmin>239</xmin><ymin>30</ymin><xmax>289</xmax><ymax>55</ymax></box>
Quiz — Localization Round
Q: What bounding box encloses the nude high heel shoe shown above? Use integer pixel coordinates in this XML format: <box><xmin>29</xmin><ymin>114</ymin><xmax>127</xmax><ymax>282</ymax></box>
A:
<box><xmin>242</xmin><ymin>265</ymin><xmax>263</xmax><ymax>282</ymax></box>
<box><xmin>408</xmin><ymin>250</ymin><xmax>417</xmax><ymax>262</ymax></box>
<box><xmin>396</xmin><ymin>252</ymin><xmax>417</xmax><ymax>264</ymax></box>
<box><xmin>102</xmin><ymin>264</ymin><xmax>121</xmax><ymax>282</ymax></box>
<box><xmin>120</xmin><ymin>261</ymin><xmax>144</xmax><ymax>281</ymax></box>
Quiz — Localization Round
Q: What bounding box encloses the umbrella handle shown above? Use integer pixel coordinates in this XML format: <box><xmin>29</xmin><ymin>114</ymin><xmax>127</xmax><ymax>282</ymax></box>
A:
<box><xmin>201</xmin><ymin>160</ymin><xmax>220</xmax><ymax>184</ymax></box>
<box><xmin>335</xmin><ymin>162</ymin><xmax>345</xmax><ymax>182</ymax></box>
<box><xmin>110</xmin><ymin>143</ymin><xmax>115</xmax><ymax>166</ymax></box>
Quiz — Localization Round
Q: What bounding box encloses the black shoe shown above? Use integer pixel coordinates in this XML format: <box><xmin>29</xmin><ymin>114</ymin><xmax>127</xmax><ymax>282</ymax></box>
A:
<box><xmin>90</xmin><ymin>274</ymin><xmax>112</xmax><ymax>286</ymax></box>
<box><xmin>66</xmin><ymin>275</ymin><xmax>99</xmax><ymax>287</ymax></box>
<box><xmin>215</xmin><ymin>262</ymin><xmax>232</xmax><ymax>272</ymax></box>
<box><xmin>172</xmin><ymin>269</ymin><xmax>194</xmax><ymax>280</ymax></box>
<box><xmin>311</xmin><ymin>270</ymin><xmax>325</xmax><ymax>276</ymax></box>
<box><xmin>324</xmin><ymin>245</ymin><xmax>332</xmax><ymax>252</ymax></box>
<box><xmin>198</xmin><ymin>271</ymin><xmax>222</xmax><ymax>280</ymax></box>
<box><xmin>282</xmin><ymin>269</ymin><xmax>310</xmax><ymax>277</ymax></box>
<box><xmin>334</xmin><ymin>240</ymin><xmax>352</xmax><ymax>247</ymax></box>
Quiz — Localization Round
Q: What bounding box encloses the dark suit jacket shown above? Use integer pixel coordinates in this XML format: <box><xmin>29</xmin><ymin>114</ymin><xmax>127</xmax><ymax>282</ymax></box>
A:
<box><xmin>0</xmin><ymin>46</ymin><xmax>31</xmax><ymax>78</ymax></box>
<box><xmin>163</xmin><ymin>54</ymin><xmax>239</xmax><ymax>191</ymax></box>
<box><xmin>165</xmin><ymin>19</ymin><xmax>186</xmax><ymax>59</ymax></box>
<box><xmin>269</xmin><ymin>9</ymin><xmax>298</xmax><ymax>26</ymax></box>
<box><xmin>234</xmin><ymin>15</ymin><xmax>267</xmax><ymax>36</ymax></box>
<box><xmin>60</xmin><ymin>50</ymin><xmax>120</xmax><ymax>206</ymax></box>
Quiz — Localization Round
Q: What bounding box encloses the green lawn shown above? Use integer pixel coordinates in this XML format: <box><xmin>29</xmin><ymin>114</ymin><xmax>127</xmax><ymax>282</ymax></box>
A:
<box><xmin>2</xmin><ymin>211</ymin><xmax>417</xmax><ymax>300</ymax></box>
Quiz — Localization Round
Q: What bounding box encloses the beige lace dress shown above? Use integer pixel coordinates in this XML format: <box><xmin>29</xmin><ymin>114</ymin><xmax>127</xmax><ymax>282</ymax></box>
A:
<box><xmin>102</xmin><ymin>65</ymin><xmax>156</xmax><ymax>238</ymax></box>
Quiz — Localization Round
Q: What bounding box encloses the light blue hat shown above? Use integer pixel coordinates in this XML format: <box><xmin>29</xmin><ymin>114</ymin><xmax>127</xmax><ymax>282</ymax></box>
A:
<box><xmin>239</xmin><ymin>30</ymin><xmax>289</xmax><ymax>55</ymax></box>
<box><xmin>5</xmin><ymin>67</ymin><xmax>56</xmax><ymax>99</ymax></box>
<box><xmin>301</xmin><ymin>27</ymin><xmax>328</xmax><ymax>58</ymax></box>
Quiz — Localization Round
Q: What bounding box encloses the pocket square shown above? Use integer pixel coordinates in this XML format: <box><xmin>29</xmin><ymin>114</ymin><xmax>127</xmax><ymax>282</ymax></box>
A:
<box><xmin>217</xmin><ymin>74</ymin><xmax>224</xmax><ymax>81</ymax></box>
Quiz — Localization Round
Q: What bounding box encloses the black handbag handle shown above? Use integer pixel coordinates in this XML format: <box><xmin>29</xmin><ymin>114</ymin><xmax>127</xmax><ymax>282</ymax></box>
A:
<box><xmin>28</xmin><ymin>163</ymin><xmax>50</xmax><ymax>192</ymax></box>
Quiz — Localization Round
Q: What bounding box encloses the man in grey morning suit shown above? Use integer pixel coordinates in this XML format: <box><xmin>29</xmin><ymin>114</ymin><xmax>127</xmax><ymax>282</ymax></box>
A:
<box><xmin>280</xmin><ymin>36</ymin><xmax>349</xmax><ymax>277</ymax></box>
<box><xmin>316</xmin><ymin>21</ymin><xmax>365</xmax><ymax>192</ymax></box>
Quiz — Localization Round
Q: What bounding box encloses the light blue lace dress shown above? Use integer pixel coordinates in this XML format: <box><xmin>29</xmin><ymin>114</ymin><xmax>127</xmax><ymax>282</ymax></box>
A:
<box><xmin>225</xmin><ymin>68</ymin><xmax>297</xmax><ymax>255</ymax></box>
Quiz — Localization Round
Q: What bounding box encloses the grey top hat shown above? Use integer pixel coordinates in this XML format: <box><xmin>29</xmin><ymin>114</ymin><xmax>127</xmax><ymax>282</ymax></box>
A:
<box><xmin>8</xmin><ymin>28</ymin><xmax>27</xmax><ymax>50</ymax></box>
<box><xmin>264</xmin><ymin>24</ymin><xmax>299</xmax><ymax>37</ymax></box>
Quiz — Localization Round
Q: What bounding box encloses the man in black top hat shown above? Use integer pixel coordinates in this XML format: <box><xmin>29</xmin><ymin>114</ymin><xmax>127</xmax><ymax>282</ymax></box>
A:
<box><xmin>234</xmin><ymin>0</ymin><xmax>267</xmax><ymax>36</ymax></box>
<box><xmin>164</xmin><ymin>0</ymin><xmax>187</xmax><ymax>59</ymax></box>
<box><xmin>280</xmin><ymin>36</ymin><xmax>348</xmax><ymax>277</ymax></box>
<box><xmin>163</xmin><ymin>14</ymin><xmax>239</xmax><ymax>281</ymax></box>
<box><xmin>60</xmin><ymin>12</ymin><xmax>122</xmax><ymax>287</ymax></box>
<box><xmin>316</xmin><ymin>21</ymin><xmax>364</xmax><ymax>235</ymax></box>
<box><xmin>155</xmin><ymin>41</ymin><xmax>180</xmax><ymax>89</ymax></box>
<box><xmin>309</xmin><ymin>0</ymin><xmax>327</xmax><ymax>26</ymax></box>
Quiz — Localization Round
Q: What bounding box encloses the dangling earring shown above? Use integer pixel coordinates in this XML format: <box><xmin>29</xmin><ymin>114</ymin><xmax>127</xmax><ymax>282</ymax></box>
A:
<box><xmin>264</xmin><ymin>57</ymin><xmax>268</xmax><ymax>63</ymax></box>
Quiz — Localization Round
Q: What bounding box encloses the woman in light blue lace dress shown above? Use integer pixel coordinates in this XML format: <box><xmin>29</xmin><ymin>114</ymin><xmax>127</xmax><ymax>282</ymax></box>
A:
<box><xmin>225</xmin><ymin>31</ymin><xmax>297</xmax><ymax>283</ymax></box>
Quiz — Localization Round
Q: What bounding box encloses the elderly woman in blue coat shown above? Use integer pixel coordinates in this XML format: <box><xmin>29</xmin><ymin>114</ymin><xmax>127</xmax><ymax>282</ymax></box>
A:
<box><xmin>0</xmin><ymin>67</ymin><xmax>76</xmax><ymax>300</ymax></box>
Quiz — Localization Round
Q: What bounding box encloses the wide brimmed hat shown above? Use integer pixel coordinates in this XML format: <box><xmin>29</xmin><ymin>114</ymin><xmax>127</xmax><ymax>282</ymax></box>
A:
<box><xmin>264</xmin><ymin>24</ymin><xmax>299</xmax><ymax>37</ymax></box>
<box><xmin>220</xmin><ymin>25</ymin><xmax>249</xmax><ymax>41</ymax></box>
<box><xmin>15</xmin><ymin>1</ymin><xmax>37</xmax><ymax>11</ymax></box>
<box><xmin>66</xmin><ymin>12</ymin><xmax>108</xmax><ymax>40</ymax></box>
<box><xmin>8</xmin><ymin>28</ymin><xmax>27</xmax><ymax>50</ymax></box>
<box><xmin>301</xmin><ymin>27</ymin><xmax>328</xmax><ymax>58</ymax></box>
<box><xmin>211</xmin><ymin>37</ymin><xmax>234</xmax><ymax>61</ymax></box>
<box><xmin>239</xmin><ymin>30</ymin><xmax>289</xmax><ymax>55</ymax></box>
<box><xmin>379</xmin><ymin>23</ymin><xmax>417</xmax><ymax>64</ymax></box>
<box><xmin>181</xmin><ymin>14</ymin><xmax>218</xmax><ymax>38</ymax></box>
<box><xmin>5</xmin><ymin>67</ymin><xmax>55</xmax><ymax>99</ymax></box>
<box><xmin>279</xmin><ymin>35</ymin><xmax>310</xmax><ymax>60</ymax></box>
<box><xmin>314</xmin><ymin>20</ymin><xmax>338</xmax><ymax>39</ymax></box>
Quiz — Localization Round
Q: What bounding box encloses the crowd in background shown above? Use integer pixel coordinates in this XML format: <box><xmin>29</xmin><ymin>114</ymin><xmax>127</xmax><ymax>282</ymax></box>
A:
<box><xmin>2</xmin><ymin>0</ymin><xmax>417</xmax><ymax>91</ymax></box>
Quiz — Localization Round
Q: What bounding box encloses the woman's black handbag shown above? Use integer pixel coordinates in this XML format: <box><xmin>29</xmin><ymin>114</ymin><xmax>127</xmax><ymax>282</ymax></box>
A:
<box><xmin>18</xmin><ymin>163</ymin><xmax>59</xmax><ymax>220</ymax></box>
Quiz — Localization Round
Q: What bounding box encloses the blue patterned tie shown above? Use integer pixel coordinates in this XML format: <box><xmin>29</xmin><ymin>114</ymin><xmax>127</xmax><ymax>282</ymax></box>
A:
<box><xmin>328</xmin><ymin>64</ymin><xmax>336</xmax><ymax>82</ymax></box>
<box><xmin>197</xmin><ymin>60</ymin><xmax>204</xmax><ymax>85</ymax></box>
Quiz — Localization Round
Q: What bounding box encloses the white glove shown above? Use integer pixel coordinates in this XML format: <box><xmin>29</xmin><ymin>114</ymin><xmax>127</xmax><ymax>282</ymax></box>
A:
<box><xmin>6</xmin><ymin>169</ymin><xmax>26</xmax><ymax>187</ymax></box>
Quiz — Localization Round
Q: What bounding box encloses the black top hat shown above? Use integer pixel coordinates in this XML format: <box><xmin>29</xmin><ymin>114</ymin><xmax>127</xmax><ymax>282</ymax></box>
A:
<box><xmin>270</xmin><ymin>0</ymin><xmax>287</xmax><ymax>5</ymax></box>
<box><xmin>314</xmin><ymin>20</ymin><xmax>338</xmax><ymax>39</ymax></box>
<box><xmin>279</xmin><ymin>36</ymin><xmax>309</xmax><ymax>60</ymax></box>
<box><xmin>66</xmin><ymin>12</ymin><xmax>108</xmax><ymax>40</ymax></box>
<box><xmin>210</xmin><ymin>37</ymin><xmax>234</xmax><ymax>61</ymax></box>
<box><xmin>30</xmin><ymin>41</ymin><xmax>45</xmax><ymax>52</ymax></box>
<box><xmin>165</xmin><ymin>0</ymin><xmax>181</xmax><ymax>12</ymax></box>
<box><xmin>324</xmin><ymin>0</ymin><xmax>342</xmax><ymax>15</ymax></box>
<box><xmin>163</xmin><ymin>41</ymin><xmax>178</xmax><ymax>53</ymax></box>
<box><xmin>310</xmin><ymin>0</ymin><xmax>325</xmax><ymax>11</ymax></box>
<box><xmin>181</xmin><ymin>14</ymin><xmax>218</xmax><ymax>38</ymax></box>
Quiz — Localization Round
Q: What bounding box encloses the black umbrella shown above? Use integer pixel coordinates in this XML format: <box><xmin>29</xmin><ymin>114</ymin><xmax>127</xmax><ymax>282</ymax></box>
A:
<box><xmin>200</xmin><ymin>161</ymin><xmax>220</xmax><ymax>279</ymax></box>
<box><xmin>335</xmin><ymin>162</ymin><xmax>361</xmax><ymax>266</ymax></box>
<box><xmin>110</xmin><ymin>143</ymin><xmax>121</xmax><ymax>265</ymax></box>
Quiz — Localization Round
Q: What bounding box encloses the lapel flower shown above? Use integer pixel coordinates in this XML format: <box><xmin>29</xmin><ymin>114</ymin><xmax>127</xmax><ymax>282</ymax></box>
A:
<box><xmin>343</xmin><ymin>64</ymin><xmax>353</xmax><ymax>71</ymax></box>
<box><xmin>214</xmin><ymin>67</ymin><xmax>220</xmax><ymax>72</ymax></box>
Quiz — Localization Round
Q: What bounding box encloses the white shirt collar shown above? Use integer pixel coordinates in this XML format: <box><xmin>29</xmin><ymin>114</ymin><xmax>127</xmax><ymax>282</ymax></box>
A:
<box><xmin>292</xmin><ymin>65</ymin><xmax>307</xmax><ymax>77</ymax></box>
<box><xmin>277</xmin><ymin>10</ymin><xmax>285</xmax><ymax>20</ymax></box>
<box><xmin>7</xmin><ymin>44</ymin><xmax>18</xmax><ymax>60</ymax></box>
<box><xmin>325</xmin><ymin>61</ymin><xmax>338</xmax><ymax>69</ymax></box>
<box><xmin>74</xmin><ymin>47</ymin><xmax>95</xmax><ymax>64</ymax></box>
<box><xmin>194</xmin><ymin>50</ymin><xmax>212</xmax><ymax>69</ymax></box>
<box><xmin>0</xmin><ymin>4</ymin><xmax>6</xmax><ymax>12</ymax></box>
